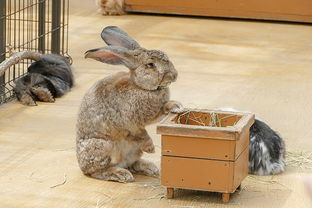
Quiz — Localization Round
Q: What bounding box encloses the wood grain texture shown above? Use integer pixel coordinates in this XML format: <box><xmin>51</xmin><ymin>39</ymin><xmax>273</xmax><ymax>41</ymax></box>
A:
<box><xmin>157</xmin><ymin>110</ymin><xmax>255</xmax><ymax>139</ymax></box>
<box><xmin>166</xmin><ymin>187</ymin><xmax>174</xmax><ymax>199</ymax></box>
<box><xmin>161</xmin><ymin>155</ymin><xmax>234</xmax><ymax>193</ymax></box>
<box><xmin>125</xmin><ymin>0</ymin><xmax>312</xmax><ymax>23</ymax></box>
<box><xmin>160</xmin><ymin>142</ymin><xmax>249</xmax><ymax>196</ymax></box>
<box><xmin>234</xmin><ymin>130</ymin><xmax>249</xmax><ymax>160</ymax></box>
<box><xmin>233</xmin><ymin>147</ymin><xmax>249</xmax><ymax>191</ymax></box>
<box><xmin>222</xmin><ymin>193</ymin><xmax>230</xmax><ymax>203</ymax></box>
<box><xmin>0</xmin><ymin>0</ymin><xmax>312</xmax><ymax>207</ymax></box>
<box><xmin>161</xmin><ymin>135</ymin><xmax>236</xmax><ymax>160</ymax></box>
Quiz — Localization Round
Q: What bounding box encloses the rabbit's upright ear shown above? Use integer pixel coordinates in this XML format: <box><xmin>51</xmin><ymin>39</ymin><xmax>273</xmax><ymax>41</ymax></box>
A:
<box><xmin>85</xmin><ymin>46</ymin><xmax>137</xmax><ymax>69</ymax></box>
<box><xmin>101</xmin><ymin>26</ymin><xmax>140</xmax><ymax>50</ymax></box>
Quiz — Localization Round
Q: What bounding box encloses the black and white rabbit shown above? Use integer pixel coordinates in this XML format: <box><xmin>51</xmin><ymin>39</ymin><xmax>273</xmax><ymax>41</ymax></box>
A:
<box><xmin>218</xmin><ymin>107</ymin><xmax>285</xmax><ymax>175</ymax></box>
<box><xmin>14</xmin><ymin>54</ymin><xmax>74</xmax><ymax>106</ymax></box>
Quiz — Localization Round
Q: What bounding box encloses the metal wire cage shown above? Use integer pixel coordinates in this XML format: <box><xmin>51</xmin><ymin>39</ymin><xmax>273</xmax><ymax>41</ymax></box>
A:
<box><xmin>0</xmin><ymin>0</ymin><xmax>69</xmax><ymax>104</ymax></box>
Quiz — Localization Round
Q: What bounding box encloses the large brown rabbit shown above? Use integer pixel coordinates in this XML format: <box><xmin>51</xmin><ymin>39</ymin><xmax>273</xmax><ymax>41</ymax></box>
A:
<box><xmin>76</xmin><ymin>26</ymin><xmax>183</xmax><ymax>182</ymax></box>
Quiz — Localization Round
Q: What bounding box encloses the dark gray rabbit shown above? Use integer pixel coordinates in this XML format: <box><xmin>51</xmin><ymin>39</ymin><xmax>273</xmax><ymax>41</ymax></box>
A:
<box><xmin>218</xmin><ymin>108</ymin><xmax>285</xmax><ymax>175</ymax></box>
<box><xmin>14</xmin><ymin>54</ymin><xmax>74</xmax><ymax>106</ymax></box>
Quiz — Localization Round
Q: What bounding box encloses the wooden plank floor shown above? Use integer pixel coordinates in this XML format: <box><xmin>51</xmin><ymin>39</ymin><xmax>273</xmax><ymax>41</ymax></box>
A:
<box><xmin>0</xmin><ymin>1</ymin><xmax>312</xmax><ymax>207</ymax></box>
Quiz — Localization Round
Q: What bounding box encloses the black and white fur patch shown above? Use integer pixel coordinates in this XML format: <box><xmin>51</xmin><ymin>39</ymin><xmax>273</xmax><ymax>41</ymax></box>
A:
<box><xmin>218</xmin><ymin>107</ymin><xmax>285</xmax><ymax>175</ymax></box>
<box><xmin>249</xmin><ymin>119</ymin><xmax>285</xmax><ymax>175</ymax></box>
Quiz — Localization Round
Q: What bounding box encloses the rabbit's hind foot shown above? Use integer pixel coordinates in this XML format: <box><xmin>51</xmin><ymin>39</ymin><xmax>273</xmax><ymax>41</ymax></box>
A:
<box><xmin>91</xmin><ymin>167</ymin><xmax>134</xmax><ymax>183</ymax></box>
<box><xmin>31</xmin><ymin>87</ymin><xmax>55</xmax><ymax>103</ymax></box>
<box><xmin>19</xmin><ymin>93</ymin><xmax>37</xmax><ymax>106</ymax></box>
<box><xmin>129</xmin><ymin>159</ymin><xmax>159</xmax><ymax>177</ymax></box>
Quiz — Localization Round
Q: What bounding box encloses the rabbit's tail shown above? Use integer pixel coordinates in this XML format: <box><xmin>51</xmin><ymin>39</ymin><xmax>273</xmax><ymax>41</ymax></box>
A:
<box><xmin>248</xmin><ymin>120</ymin><xmax>285</xmax><ymax>175</ymax></box>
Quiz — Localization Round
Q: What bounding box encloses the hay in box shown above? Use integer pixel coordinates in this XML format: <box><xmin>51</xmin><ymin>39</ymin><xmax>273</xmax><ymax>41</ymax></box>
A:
<box><xmin>176</xmin><ymin>110</ymin><xmax>242</xmax><ymax>127</ymax></box>
<box><xmin>157</xmin><ymin>109</ymin><xmax>255</xmax><ymax>203</ymax></box>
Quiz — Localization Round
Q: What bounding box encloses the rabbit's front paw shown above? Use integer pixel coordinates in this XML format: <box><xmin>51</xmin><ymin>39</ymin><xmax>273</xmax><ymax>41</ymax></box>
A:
<box><xmin>164</xmin><ymin>101</ymin><xmax>184</xmax><ymax>114</ymax></box>
<box><xmin>141</xmin><ymin>140</ymin><xmax>155</xmax><ymax>153</ymax></box>
<box><xmin>170</xmin><ymin>103</ymin><xmax>184</xmax><ymax>114</ymax></box>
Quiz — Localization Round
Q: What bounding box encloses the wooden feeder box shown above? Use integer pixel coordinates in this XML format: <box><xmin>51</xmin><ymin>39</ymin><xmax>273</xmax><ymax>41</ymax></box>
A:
<box><xmin>157</xmin><ymin>109</ymin><xmax>255</xmax><ymax>203</ymax></box>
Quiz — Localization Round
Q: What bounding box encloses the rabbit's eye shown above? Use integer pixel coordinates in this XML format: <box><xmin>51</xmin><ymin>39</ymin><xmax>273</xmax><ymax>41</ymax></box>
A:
<box><xmin>146</xmin><ymin>63</ymin><xmax>156</xmax><ymax>69</ymax></box>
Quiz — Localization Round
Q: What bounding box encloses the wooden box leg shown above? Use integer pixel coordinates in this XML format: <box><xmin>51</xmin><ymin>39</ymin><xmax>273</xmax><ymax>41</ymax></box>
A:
<box><xmin>237</xmin><ymin>184</ymin><xmax>242</xmax><ymax>190</ymax></box>
<box><xmin>167</xmin><ymin>187</ymin><xmax>174</xmax><ymax>199</ymax></box>
<box><xmin>222</xmin><ymin>193</ymin><xmax>230</xmax><ymax>203</ymax></box>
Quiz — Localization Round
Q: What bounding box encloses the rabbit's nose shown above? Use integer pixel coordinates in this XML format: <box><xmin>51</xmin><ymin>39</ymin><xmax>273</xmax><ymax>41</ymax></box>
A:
<box><xmin>167</xmin><ymin>70</ymin><xmax>177</xmax><ymax>82</ymax></box>
<box><xmin>172</xmin><ymin>72</ymin><xmax>178</xmax><ymax>81</ymax></box>
<box><xmin>164</xmin><ymin>72</ymin><xmax>177</xmax><ymax>82</ymax></box>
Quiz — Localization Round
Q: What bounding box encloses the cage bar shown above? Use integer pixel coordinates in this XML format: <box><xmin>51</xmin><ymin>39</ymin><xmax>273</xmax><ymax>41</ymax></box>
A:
<box><xmin>51</xmin><ymin>0</ymin><xmax>61</xmax><ymax>54</ymax></box>
<box><xmin>38</xmin><ymin>0</ymin><xmax>46</xmax><ymax>53</ymax></box>
<box><xmin>0</xmin><ymin>0</ymin><xmax>6</xmax><ymax>101</ymax></box>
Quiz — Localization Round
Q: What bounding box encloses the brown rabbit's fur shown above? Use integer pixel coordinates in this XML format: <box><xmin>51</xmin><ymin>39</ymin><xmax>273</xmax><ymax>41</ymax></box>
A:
<box><xmin>96</xmin><ymin>0</ymin><xmax>124</xmax><ymax>15</ymax></box>
<box><xmin>76</xmin><ymin>26</ymin><xmax>182</xmax><ymax>182</ymax></box>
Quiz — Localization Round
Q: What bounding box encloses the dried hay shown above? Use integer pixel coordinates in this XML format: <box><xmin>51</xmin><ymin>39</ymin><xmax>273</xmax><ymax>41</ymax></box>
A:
<box><xmin>50</xmin><ymin>173</ymin><xmax>67</xmax><ymax>188</ymax></box>
<box><xmin>247</xmin><ymin>151</ymin><xmax>312</xmax><ymax>187</ymax></box>
<box><xmin>176</xmin><ymin>110</ymin><xmax>238</xmax><ymax>127</ymax></box>
<box><xmin>247</xmin><ymin>175</ymin><xmax>281</xmax><ymax>185</ymax></box>
<box><xmin>133</xmin><ymin>193</ymin><xmax>166</xmax><ymax>201</ymax></box>
<box><xmin>286</xmin><ymin>151</ymin><xmax>312</xmax><ymax>169</ymax></box>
